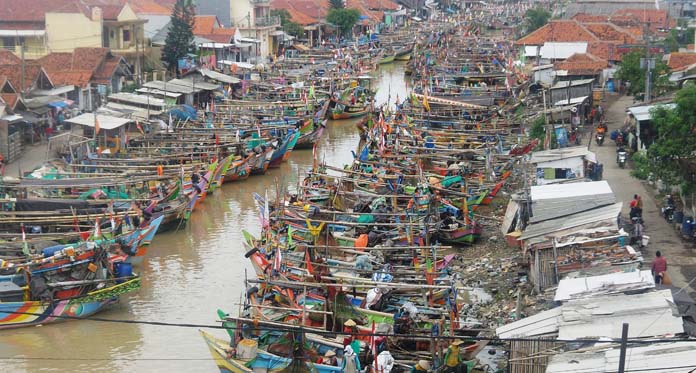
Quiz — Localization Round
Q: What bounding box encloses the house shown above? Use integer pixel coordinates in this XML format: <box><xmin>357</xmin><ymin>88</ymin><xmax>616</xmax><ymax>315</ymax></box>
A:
<box><xmin>549</xmin><ymin>78</ymin><xmax>594</xmax><ymax>104</ymax></box>
<box><xmin>65</xmin><ymin>112</ymin><xmax>133</xmax><ymax>154</ymax></box>
<box><xmin>626</xmin><ymin>103</ymin><xmax>676</xmax><ymax>150</ymax></box>
<box><xmin>36</xmin><ymin>48</ymin><xmax>131</xmax><ymax>110</ymax></box>
<box><xmin>530</xmin><ymin>146</ymin><xmax>598</xmax><ymax>185</ymax></box>
<box><xmin>554</xmin><ymin>53</ymin><xmax>609</xmax><ymax>83</ymax></box>
<box><xmin>0</xmin><ymin>0</ymin><xmax>148</xmax><ymax>75</ymax></box>
<box><xmin>230</xmin><ymin>0</ymin><xmax>281</xmax><ymax>59</ymax></box>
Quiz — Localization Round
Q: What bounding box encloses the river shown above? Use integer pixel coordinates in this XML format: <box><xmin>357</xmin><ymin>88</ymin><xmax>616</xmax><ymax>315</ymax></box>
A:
<box><xmin>0</xmin><ymin>62</ymin><xmax>409</xmax><ymax>372</ymax></box>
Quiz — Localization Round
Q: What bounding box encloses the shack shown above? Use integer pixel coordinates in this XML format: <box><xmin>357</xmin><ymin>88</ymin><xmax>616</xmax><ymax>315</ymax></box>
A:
<box><xmin>549</xmin><ymin>78</ymin><xmax>594</xmax><ymax>105</ymax></box>
<box><xmin>66</xmin><ymin>113</ymin><xmax>132</xmax><ymax>155</ymax></box>
<box><xmin>530</xmin><ymin>146</ymin><xmax>597</xmax><ymax>184</ymax></box>
<box><xmin>626</xmin><ymin>103</ymin><xmax>676</xmax><ymax>151</ymax></box>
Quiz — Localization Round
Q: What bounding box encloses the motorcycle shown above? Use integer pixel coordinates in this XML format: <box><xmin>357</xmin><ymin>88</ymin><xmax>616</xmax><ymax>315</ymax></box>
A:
<box><xmin>595</xmin><ymin>132</ymin><xmax>605</xmax><ymax>146</ymax></box>
<box><xmin>617</xmin><ymin>149</ymin><xmax>627</xmax><ymax>168</ymax></box>
<box><xmin>662</xmin><ymin>195</ymin><xmax>675</xmax><ymax>222</ymax></box>
<box><xmin>631</xmin><ymin>216</ymin><xmax>644</xmax><ymax>248</ymax></box>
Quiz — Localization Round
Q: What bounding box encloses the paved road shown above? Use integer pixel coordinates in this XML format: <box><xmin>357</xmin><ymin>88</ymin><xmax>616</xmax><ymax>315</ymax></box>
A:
<box><xmin>592</xmin><ymin>94</ymin><xmax>695</xmax><ymax>297</ymax></box>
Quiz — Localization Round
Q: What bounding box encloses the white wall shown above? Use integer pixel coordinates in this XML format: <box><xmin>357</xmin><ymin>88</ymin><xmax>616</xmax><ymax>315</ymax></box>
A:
<box><xmin>535</xmin><ymin>157</ymin><xmax>585</xmax><ymax>185</ymax></box>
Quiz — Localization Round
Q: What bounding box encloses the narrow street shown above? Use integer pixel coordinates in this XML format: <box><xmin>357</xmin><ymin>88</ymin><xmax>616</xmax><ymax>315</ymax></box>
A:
<box><xmin>592</xmin><ymin>94</ymin><xmax>696</xmax><ymax>297</ymax></box>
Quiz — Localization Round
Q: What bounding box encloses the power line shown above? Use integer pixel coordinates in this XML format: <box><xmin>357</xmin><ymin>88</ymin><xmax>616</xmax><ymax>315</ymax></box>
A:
<box><xmin>2</xmin><ymin>309</ymin><xmax>695</xmax><ymax>346</ymax></box>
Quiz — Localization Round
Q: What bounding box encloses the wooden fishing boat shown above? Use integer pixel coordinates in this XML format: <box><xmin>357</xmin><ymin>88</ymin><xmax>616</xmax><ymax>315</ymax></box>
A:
<box><xmin>330</xmin><ymin>102</ymin><xmax>369</xmax><ymax>120</ymax></box>
<box><xmin>0</xmin><ymin>277</ymin><xmax>140</xmax><ymax>329</ymax></box>
<box><xmin>378</xmin><ymin>54</ymin><xmax>395</xmax><ymax>65</ymax></box>
<box><xmin>200</xmin><ymin>330</ymin><xmax>341</xmax><ymax>373</ymax></box>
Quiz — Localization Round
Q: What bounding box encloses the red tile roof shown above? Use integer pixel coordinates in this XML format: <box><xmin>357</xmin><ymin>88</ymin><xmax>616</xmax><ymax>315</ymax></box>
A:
<box><xmin>0</xmin><ymin>50</ymin><xmax>22</xmax><ymax>65</ymax></box>
<box><xmin>0</xmin><ymin>93</ymin><xmax>20</xmax><ymax>109</ymax></box>
<box><xmin>583</xmin><ymin>22</ymin><xmax>638</xmax><ymax>44</ymax></box>
<box><xmin>571</xmin><ymin>14</ymin><xmax>608</xmax><ymax>23</ymax></box>
<box><xmin>50</xmin><ymin>70</ymin><xmax>93</xmax><ymax>88</ymax></box>
<box><xmin>667</xmin><ymin>52</ymin><xmax>696</xmax><ymax>71</ymax></box>
<box><xmin>271</xmin><ymin>0</ymin><xmax>325</xmax><ymax>25</ymax></box>
<box><xmin>93</xmin><ymin>55</ymin><xmax>124</xmax><ymax>83</ymax></box>
<box><xmin>193</xmin><ymin>15</ymin><xmax>237</xmax><ymax>43</ymax></box>
<box><xmin>35</xmin><ymin>53</ymin><xmax>73</xmax><ymax>73</ymax></box>
<box><xmin>555</xmin><ymin>53</ymin><xmax>608</xmax><ymax>75</ymax></box>
<box><xmin>129</xmin><ymin>0</ymin><xmax>171</xmax><ymax>15</ymax></box>
<box><xmin>612</xmin><ymin>8</ymin><xmax>675</xmax><ymax>29</ymax></box>
<box><xmin>0</xmin><ymin>0</ymin><xmax>138</xmax><ymax>24</ymax></box>
<box><xmin>0</xmin><ymin>64</ymin><xmax>49</xmax><ymax>91</ymax></box>
<box><xmin>72</xmin><ymin>47</ymin><xmax>110</xmax><ymax>72</ymax></box>
<box><xmin>587</xmin><ymin>42</ymin><xmax>617</xmax><ymax>61</ymax></box>
<box><xmin>516</xmin><ymin>20</ymin><xmax>599</xmax><ymax>46</ymax></box>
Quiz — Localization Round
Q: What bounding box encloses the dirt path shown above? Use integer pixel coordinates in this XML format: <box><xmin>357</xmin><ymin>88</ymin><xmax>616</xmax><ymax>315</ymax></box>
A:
<box><xmin>591</xmin><ymin>94</ymin><xmax>696</xmax><ymax>297</ymax></box>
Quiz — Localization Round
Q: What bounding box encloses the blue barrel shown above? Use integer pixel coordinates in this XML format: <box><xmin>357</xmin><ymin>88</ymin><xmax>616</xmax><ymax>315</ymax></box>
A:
<box><xmin>618</xmin><ymin>236</ymin><xmax>626</xmax><ymax>247</ymax></box>
<box><xmin>114</xmin><ymin>262</ymin><xmax>133</xmax><ymax>283</ymax></box>
<box><xmin>607</xmin><ymin>80</ymin><xmax>615</xmax><ymax>92</ymax></box>
<box><xmin>682</xmin><ymin>217</ymin><xmax>693</xmax><ymax>237</ymax></box>
<box><xmin>42</xmin><ymin>244</ymin><xmax>67</xmax><ymax>257</ymax></box>
<box><xmin>675</xmin><ymin>211</ymin><xmax>684</xmax><ymax>224</ymax></box>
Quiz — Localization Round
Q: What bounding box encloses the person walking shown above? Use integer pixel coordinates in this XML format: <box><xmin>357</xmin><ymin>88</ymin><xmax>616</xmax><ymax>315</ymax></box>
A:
<box><xmin>652</xmin><ymin>251</ymin><xmax>667</xmax><ymax>284</ymax></box>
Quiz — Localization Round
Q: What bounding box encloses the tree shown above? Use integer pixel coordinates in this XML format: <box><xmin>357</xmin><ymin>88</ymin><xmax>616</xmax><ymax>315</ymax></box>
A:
<box><xmin>326</xmin><ymin>8</ymin><xmax>360</xmax><ymax>39</ymax></box>
<box><xmin>271</xmin><ymin>9</ymin><xmax>305</xmax><ymax>38</ymax></box>
<box><xmin>615</xmin><ymin>50</ymin><xmax>671</xmax><ymax>98</ymax></box>
<box><xmin>646</xmin><ymin>86</ymin><xmax>696</xmax><ymax>193</ymax></box>
<box><xmin>329</xmin><ymin>0</ymin><xmax>344</xmax><ymax>9</ymax></box>
<box><xmin>162</xmin><ymin>0</ymin><xmax>194</xmax><ymax>74</ymax></box>
<box><xmin>524</xmin><ymin>7</ymin><xmax>550</xmax><ymax>33</ymax></box>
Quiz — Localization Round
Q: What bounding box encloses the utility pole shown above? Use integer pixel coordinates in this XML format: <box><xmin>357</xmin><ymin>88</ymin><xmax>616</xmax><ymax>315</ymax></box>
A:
<box><xmin>641</xmin><ymin>23</ymin><xmax>654</xmax><ymax>104</ymax></box>
<box><xmin>617</xmin><ymin>323</ymin><xmax>629</xmax><ymax>373</ymax></box>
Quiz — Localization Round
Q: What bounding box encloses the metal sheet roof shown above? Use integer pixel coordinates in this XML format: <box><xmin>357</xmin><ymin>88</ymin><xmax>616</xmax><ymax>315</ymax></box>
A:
<box><xmin>528</xmin><ymin>181</ymin><xmax>614</xmax><ymax>223</ymax></box>
<box><xmin>530</xmin><ymin>180</ymin><xmax>612</xmax><ymax>201</ymax></box>
<box><xmin>530</xmin><ymin>146</ymin><xmax>596</xmax><ymax>164</ymax></box>
<box><xmin>519</xmin><ymin>202</ymin><xmax>622</xmax><ymax>241</ymax></box>
<box><xmin>553</xmin><ymin>95</ymin><xmax>589</xmax><ymax>106</ymax></box>
<box><xmin>550</xmin><ymin>78</ymin><xmax>595</xmax><ymax>90</ymax></box>
<box><xmin>108</xmin><ymin>92</ymin><xmax>167</xmax><ymax>107</ymax></box>
<box><xmin>554</xmin><ymin>270</ymin><xmax>655</xmax><ymax>302</ymax></box>
<box><xmin>539</xmin><ymin>42</ymin><xmax>588</xmax><ymax>60</ymax></box>
<box><xmin>172</xmin><ymin>78</ymin><xmax>221</xmax><ymax>91</ymax></box>
<box><xmin>498</xmin><ymin>289</ymin><xmax>683</xmax><ymax>340</ymax></box>
<box><xmin>628</xmin><ymin>103</ymin><xmax>676</xmax><ymax>122</ymax></box>
<box><xmin>547</xmin><ymin>342</ymin><xmax>696</xmax><ymax>373</ymax></box>
<box><xmin>197</xmin><ymin>68</ymin><xmax>241</xmax><ymax>84</ymax></box>
<box><xmin>66</xmin><ymin>113</ymin><xmax>131</xmax><ymax>130</ymax></box>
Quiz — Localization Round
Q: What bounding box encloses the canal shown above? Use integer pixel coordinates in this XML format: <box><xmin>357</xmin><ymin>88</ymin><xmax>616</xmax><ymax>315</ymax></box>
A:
<box><xmin>0</xmin><ymin>62</ymin><xmax>409</xmax><ymax>372</ymax></box>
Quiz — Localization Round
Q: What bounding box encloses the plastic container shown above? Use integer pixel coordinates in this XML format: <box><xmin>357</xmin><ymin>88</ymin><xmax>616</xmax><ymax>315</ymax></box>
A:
<box><xmin>0</xmin><ymin>282</ymin><xmax>24</xmax><ymax>302</ymax></box>
<box><xmin>42</xmin><ymin>244</ymin><xmax>67</xmax><ymax>257</ymax></box>
<box><xmin>114</xmin><ymin>262</ymin><xmax>133</xmax><ymax>283</ymax></box>
<box><xmin>682</xmin><ymin>217</ymin><xmax>693</xmax><ymax>237</ymax></box>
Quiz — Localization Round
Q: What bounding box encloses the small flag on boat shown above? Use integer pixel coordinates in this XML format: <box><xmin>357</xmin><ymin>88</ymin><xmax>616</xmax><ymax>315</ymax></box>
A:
<box><xmin>304</xmin><ymin>249</ymin><xmax>314</xmax><ymax>275</ymax></box>
<box><xmin>263</xmin><ymin>190</ymin><xmax>270</xmax><ymax>228</ymax></box>
<box><xmin>422</xmin><ymin>91</ymin><xmax>430</xmax><ymax>112</ymax></box>
<box><xmin>21</xmin><ymin>224</ymin><xmax>29</xmax><ymax>257</ymax></box>
<box><xmin>94</xmin><ymin>218</ymin><xmax>101</xmax><ymax>238</ymax></box>
<box><xmin>136</xmin><ymin>121</ymin><xmax>144</xmax><ymax>134</ymax></box>
<box><xmin>94</xmin><ymin>115</ymin><xmax>100</xmax><ymax>135</ymax></box>
<box><xmin>273</xmin><ymin>244</ymin><xmax>282</xmax><ymax>272</ymax></box>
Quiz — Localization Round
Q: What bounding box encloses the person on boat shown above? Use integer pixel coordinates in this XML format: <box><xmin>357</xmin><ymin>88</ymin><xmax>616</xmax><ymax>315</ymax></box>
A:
<box><xmin>342</xmin><ymin>345</ymin><xmax>361</xmax><ymax>373</ymax></box>
<box><xmin>376</xmin><ymin>350</ymin><xmax>395</xmax><ymax>373</ymax></box>
<box><xmin>365</xmin><ymin>287</ymin><xmax>383</xmax><ymax>310</ymax></box>
<box><xmin>318</xmin><ymin>349</ymin><xmax>338</xmax><ymax>366</ymax></box>
<box><xmin>443</xmin><ymin>340</ymin><xmax>465</xmax><ymax>373</ymax></box>
<box><xmin>342</xmin><ymin>319</ymin><xmax>361</xmax><ymax>354</ymax></box>
<box><xmin>411</xmin><ymin>359</ymin><xmax>431</xmax><ymax>373</ymax></box>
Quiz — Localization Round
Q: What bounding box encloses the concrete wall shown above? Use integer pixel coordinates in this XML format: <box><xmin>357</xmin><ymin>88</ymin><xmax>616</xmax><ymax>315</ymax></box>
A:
<box><xmin>46</xmin><ymin>12</ymin><xmax>102</xmax><ymax>52</ymax></box>
<box><xmin>230</xmin><ymin>0</ymin><xmax>253</xmax><ymax>27</ymax></box>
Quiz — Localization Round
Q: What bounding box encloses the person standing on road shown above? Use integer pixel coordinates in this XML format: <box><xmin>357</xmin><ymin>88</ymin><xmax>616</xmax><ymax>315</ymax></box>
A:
<box><xmin>652</xmin><ymin>251</ymin><xmax>667</xmax><ymax>284</ymax></box>
<box><xmin>630</xmin><ymin>194</ymin><xmax>643</xmax><ymax>219</ymax></box>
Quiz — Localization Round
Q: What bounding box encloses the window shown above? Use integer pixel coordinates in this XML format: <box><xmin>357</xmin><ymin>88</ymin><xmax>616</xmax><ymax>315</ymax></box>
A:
<box><xmin>2</xmin><ymin>37</ymin><xmax>15</xmax><ymax>48</ymax></box>
<box><xmin>122</xmin><ymin>29</ymin><xmax>131</xmax><ymax>42</ymax></box>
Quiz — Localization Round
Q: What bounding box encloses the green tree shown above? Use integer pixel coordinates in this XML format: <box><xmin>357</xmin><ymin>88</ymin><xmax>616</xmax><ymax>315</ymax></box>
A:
<box><xmin>524</xmin><ymin>7</ymin><xmax>551</xmax><ymax>33</ymax></box>
<box><xmin>326</xmin><ymin>8</ymin><xmax>360</xmax><ymax>39</ymax></box>
<box><xmin>329</xmin><ymin>0</ymin><xmax>345</xmax><ymax>9</ymax></box>
<box><xmin>646</xmin><ymin>86</ymin><xmax>696</xmax><ymax>192</ymax></box>
<box><xmin>162</xmin><ymin>0</ymin><xmax>194</xmax><ymax>74</ymax></box>
<box><xmin>665</xmin><ymin>27</ymin><xmax>695</xmax><ymax>52</ymax></box>
<box><xmin>615</xmin><ymin>50</ymin><xmax>672</xmax><ymax>98</ymax></box>
<box><xmin>271</xmin><ymin>9</ymin><xmax>305</xmax><ymax>38</ymax></box>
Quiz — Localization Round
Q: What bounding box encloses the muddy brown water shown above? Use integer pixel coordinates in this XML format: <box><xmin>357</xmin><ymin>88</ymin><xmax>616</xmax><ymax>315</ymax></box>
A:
<box><xmin>0</xmin><ymin>62</ymin><xmax>408</xmax><ymax>372</ymax></box>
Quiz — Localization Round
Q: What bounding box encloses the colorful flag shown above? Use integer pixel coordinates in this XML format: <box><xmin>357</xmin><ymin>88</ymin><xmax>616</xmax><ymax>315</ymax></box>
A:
<box><xmin>94</xmin><ymin>116</ymin><xmax>100</xmax><ymax>135</ymax></box>
<box><xmin>273</xmin><ymin>244</ymin><xmax>282</xmax><ymax>272</ymax></box>
<box><xmin>304</xmin><ymin>249</ymin><xmax>314</xmax><ymax>275</ymax></box>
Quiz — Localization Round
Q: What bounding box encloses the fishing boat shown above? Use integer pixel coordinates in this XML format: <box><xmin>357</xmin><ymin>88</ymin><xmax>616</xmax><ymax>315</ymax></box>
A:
<box><xmin>0</xmin><ymin>277</ymin><xmax>140</xmax><ymax>329</ymax></box>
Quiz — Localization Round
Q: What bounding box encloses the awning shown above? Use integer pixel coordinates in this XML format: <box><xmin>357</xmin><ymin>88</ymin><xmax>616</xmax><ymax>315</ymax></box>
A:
<box><xmin>32</xmin><ymin>85</ymin><xmax>75</xmax><ymax>96</ymax></box>
<box><xmin>240</xmin><ymin>37</ymin><xmax>261</xmax><ymax>44</ymax></box>
<box><xmin>135</xmin><ymin>88</ymin><xmax>182</xmax><ymax>98</ymax></box>
<box><xmin>553</xmin><ymin>95</ymin><xmax>589</xmax><ymax>106</ymax></box>
<box><xmin>66</xmin><ymin>113</ymin><xmax>131</xmax><ymax>130</ymax></box>
<box><xmin>172</xmin><ymin>78</ymin><xmax>220</xmax><ymax>91</ymax></box>
<box><xmin>2</xmin><ymin>114</ymin><xmax>23</xmax><ymax>122</ymax></box>
<box><xmin>0</xmin><ymin>30</ymin><xmax>45</xmax><ymax>37</ymax></box>
<box><xmin>197</xmin><ymin>68</ymin><xmax>241</xmax><ymax>84</ymax></box>
<box><xmin>48</xmin><ymin>100</ymin><xmax>74</xmax><ymax>108</ymax></box>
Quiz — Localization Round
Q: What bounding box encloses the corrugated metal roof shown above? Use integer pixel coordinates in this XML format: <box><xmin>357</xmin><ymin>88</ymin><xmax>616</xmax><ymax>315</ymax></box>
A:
<box><xmin>554</xmin><ymin>270</ymin><xmax>654</xmax><ymax>302</ymax></box>
<box><xmin>553</xmin><ymin>95</ymin><xmax>589</xmax><ymax>106</ymax></box>
<box><xmin>550</xmin><ymin>78</ymin><xmax>595</xmax><ymax>89</ymax></box>
<box><xmin>628</xmin><ymin>103</ymin><xmax>676</xmax><ymax>122</ymax></box>
<box><xmin>540</xmin><ymin>42</ymin><xmax>588</xmax><ymax>59</ymax></box>
<box><xmin>530</xmin><ymin>146</ymin><xmax>596</xmax><ymax>164</ymax></box>
<box><xmin>498</xmin><ymin>289</ymin><xmax>683</xmax><ymax>340</ymax></box>
<box><xmin>547</xmin><ymin>342</ymin><xmax>696</xmax><ymax>373</ymax></box>
<box><xmin>527</xmin><ymin>180</ymin><xmax>615</xmax><ymax>223</ymax></box>
<box><xmin>66</xmin><ymin>113</ymin><xmax>131</xmax><ymax>130</ymax></box>
<box><xmin>519</xmin><ymin>202</ymin><xmax>622</xmax><ymax>241</ymax></box>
